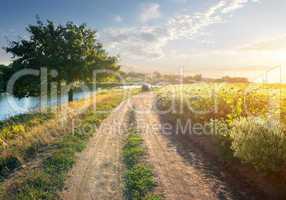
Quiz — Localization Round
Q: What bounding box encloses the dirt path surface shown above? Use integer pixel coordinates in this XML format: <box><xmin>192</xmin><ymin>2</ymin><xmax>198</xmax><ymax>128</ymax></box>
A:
<box><xmin>61</xmin><ymin>93</ymin><xmax>263</xmax><ymax>200</ymax></box>
<box><xmin>61</xmin><ymin>100</ymin><xmax>130</xmax><ymax>200</ymax></box>
<box><xmin>133</xmin><ymin>93</ymin><xmax>261</xmax><ymax>200</ymax></box>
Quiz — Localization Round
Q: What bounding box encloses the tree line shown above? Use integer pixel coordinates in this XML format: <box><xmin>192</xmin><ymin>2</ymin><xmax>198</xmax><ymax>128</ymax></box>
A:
<box><xmin>122</xmin><ymin>71</ymin><xmax>249</xmax><ymax>84</ymax></box>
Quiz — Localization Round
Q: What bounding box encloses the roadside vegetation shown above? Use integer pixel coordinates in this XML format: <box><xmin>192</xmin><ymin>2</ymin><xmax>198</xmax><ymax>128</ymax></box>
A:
<box><xmin>0</xmin><ymin>90</ymin><xmax>122</xmax><ymax>179</ymax></box>
<box><xmin>0</xmin><ymin>89</ymin><xmax>138</xmax><ymax>199</ymax></box>
<box><xmin>123</xmin><ymin>109</ymin><xmax>161</xmax><ymax>200</ymax></box>
<box><xmin>156</xmin><ymin>83</ymin><xmax>286</xmax><ymax>173</ymax></box>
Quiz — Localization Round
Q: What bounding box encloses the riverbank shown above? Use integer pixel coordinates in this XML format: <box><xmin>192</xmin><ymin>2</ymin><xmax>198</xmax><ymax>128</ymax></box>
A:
<box><xmin>0</xmin><ymin>84</ymin><xmax>142</xmax><ymax>121</ymax></box>
<box><xmin>0</xmin><ymin>88</ymin><xmax>139</xmax><ymax>199</ymax></box>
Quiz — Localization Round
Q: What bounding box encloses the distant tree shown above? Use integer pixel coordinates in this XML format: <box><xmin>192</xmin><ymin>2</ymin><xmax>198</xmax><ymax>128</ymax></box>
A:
<box><xmin>163</xmin><ymin>74</ymin><xmax>179</xmax><ymax>84</ymax></box>
<box><xmin>220</xmin><ymin>76</ymin><xmax>249</xmax><ymax>83</ymax></box>
<box><xmin>151</xmin><ymin>71</ymin><xmax>162</xmax><ymax>84</ymax></box>
<box><xmin>5</xmin><ymin>18</ymin><xmax>119</xmax><ymax>101</ymax></box>
<box><xmin>126</xmin><ymin>72</ymin><xmax>146</xmax><ymax>82</ymax></box>
<box><xmin>184</xmin><ymin>76</ymin><xmax>196</xmax><ymax>83</ymax></box>
<box><xmin>193</xmin><ymin>74</ymin><xmax>203</xmax><ymax>82</ymax></box>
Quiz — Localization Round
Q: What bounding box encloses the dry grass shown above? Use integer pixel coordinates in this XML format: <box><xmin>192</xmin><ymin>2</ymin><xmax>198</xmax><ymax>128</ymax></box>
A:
<box><xmin>0</xmin><ymin>88</ymin><xmax>140</xmax><ymax>199</ymax></box>
<box><xmin>0</xmin><ymin>89</ymin><xmax>133</xmax><ymax>179</ymax></box>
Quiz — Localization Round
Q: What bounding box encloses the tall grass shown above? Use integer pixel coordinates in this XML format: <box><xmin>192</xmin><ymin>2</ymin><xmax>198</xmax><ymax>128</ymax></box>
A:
<box><xmin>230</xmin><ymin>117</ymin><xmax>286</xmax><ymax>172</ymax></box>
<box><xmin>156</xmin><ymin>83</ymin><xmax>286</xmax><ymax>173</ymax></box>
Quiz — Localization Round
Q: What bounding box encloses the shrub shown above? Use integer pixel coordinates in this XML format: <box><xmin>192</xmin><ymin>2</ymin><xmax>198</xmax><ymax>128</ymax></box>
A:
<box><xmin>0</xmin><ymin>156</ymin><xmax>21</xmax><ymax>179</ymax></box>
<box><xmin>0</xmin><ymin>125</ymin><xmax>26</xmax><ymax>141</ymax></box>
<box><xmin>43</xmin><ymin>152</ymin><xmax>75</xmax><ymax>174</ymax></box>
<box><xmin>208</xmin><ymin>119</ymin><xmax>230</xmax><ymax>138</ymax></box>
<box><xmin>230</xmin><ymin>117</ymin><xmax>286</xmax><ymax>172</ymax></box>
<box><xmin>208</xmin><ymin>119</ymin><xmax>234</xmax><ymax>159</ymax></box>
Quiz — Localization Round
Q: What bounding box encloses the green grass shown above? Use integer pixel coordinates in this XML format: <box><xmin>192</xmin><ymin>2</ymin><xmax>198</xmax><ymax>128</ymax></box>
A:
<box><xmin>1</xmin><ymin>93</ymin><xmax>125</xmax><ymax>200</ymax></box>
<box><xmin>124</xmin><ymin>165</ymin><xmax>157</xmax><ymax>200</ymax></box>
<box><xmin>123</xmin><ymin>111</ymin><xmax>162</xmax><ymax>200</ymax></box>
<box><xmin>0</xmin><ymin>112</ymin><xmax>54</xmax><ymax>130</ymax></box>
<box><xmin>123</xmin><ymin>133</ymin><xmax>145</xmax><ymax>169</ymax></box>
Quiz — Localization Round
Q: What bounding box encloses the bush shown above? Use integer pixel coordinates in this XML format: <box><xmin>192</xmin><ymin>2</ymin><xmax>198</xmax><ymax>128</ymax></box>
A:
<box><xmin>0</xmin><ymin>156</ymin><xmax>21</xmax><ymax>179</ymax></box>
<box><xmin>230</xmin><ymin>117</ymin><xmax>286</xmax><ymax>172</ymax></box>
<box><xmin>0</xmin><ymin>125</ymin><xmax>26</xmax><ymax>141</ymax></box>
<box><xmin>209</xmin><ymin>119</ymin><xmax>230</xmax><ymax>139</ymax></box>
<box><xmin>208</xmin><ymin>119</ymin><xmax>234</xmax><ymax>159</ymax></box>
<box><xmin>43</xmin><ymin>152</ymin><xmax>75</xmax><ymax>174</ymax></box>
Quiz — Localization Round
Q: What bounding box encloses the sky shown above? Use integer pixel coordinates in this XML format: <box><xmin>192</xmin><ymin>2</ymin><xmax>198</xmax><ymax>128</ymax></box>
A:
<box><xmin>0</xmin><ymin>0</ymin><xmax>286</xmax><ymax>80</ymax></box>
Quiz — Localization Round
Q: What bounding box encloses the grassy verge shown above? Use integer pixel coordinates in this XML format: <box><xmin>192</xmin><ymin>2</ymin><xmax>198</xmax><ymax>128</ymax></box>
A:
<box><xmin>0</xmin><ymin>89</ymin><xmax>139</xmax><ymax>199</ymax></box>
<box><xmin>0</xmin><ymin>112</ymin><xmax>54</xmax><ymax>180</ymax></box>
<box><xmin>123</xmin><ymin>110</ymin><xmax>162</xmax><ymax>200</ymax></box>
<box><xmin>0</xmin><ymin>91</ymin><xmax>123</xmax><ymax>180</ymax></box>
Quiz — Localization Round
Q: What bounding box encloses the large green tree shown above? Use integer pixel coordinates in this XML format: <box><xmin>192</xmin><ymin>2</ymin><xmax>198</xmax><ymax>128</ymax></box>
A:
<box><xmin>5</xmin><ymin>18</ymin><xmax>119</xmax><ymax>101</ymax></box>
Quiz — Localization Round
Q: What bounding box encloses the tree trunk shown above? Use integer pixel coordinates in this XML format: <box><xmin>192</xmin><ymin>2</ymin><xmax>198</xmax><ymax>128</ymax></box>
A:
<box><xmin>68</xmin><ymin>88</ymin><xmax>74</xmax><ymax>102</ymax></box>
<box><xmin>57</xmin><ymin>93</ymin><xmax>62</xmax><ymax>108</ymax></box>
<box><xmin>57</xmin><ymin>81</ymin><xmax>62</xmax><ymax>110</ymax></box>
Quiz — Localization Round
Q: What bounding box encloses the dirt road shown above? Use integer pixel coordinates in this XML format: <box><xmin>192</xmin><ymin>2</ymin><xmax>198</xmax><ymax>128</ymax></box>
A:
<box><xmin>61</xmin><ymin>100</ymin><xmax>130</xmax><ymax>200</ymax></box>
<box><xmin>61</xmin><ymin>93</ymin><xmax>263</xmax><ymax>200</ymax></box>
<box><xmin>133</xmin><ymin>93</ymin><xmax>261</xmax><ymax>200</ymax></box>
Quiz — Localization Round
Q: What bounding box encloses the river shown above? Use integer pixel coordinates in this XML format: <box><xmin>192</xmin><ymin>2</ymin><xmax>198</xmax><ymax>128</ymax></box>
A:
<box><xmin>0</xmin><ymin>90</ymin><xmax>92</xmax><ymax>121</ymax></box>
<box><xmin>0</xmin><ymin>85</ymin><xmax>142</xmax><ymax>121</ymax></box>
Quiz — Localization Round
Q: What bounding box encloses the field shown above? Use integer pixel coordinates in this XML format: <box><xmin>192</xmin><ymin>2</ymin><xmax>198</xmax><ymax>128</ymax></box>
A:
<box><xmin>156</xmin><ymin>83</ymin><xmax>286</xmax><ymax>173</ymax></box>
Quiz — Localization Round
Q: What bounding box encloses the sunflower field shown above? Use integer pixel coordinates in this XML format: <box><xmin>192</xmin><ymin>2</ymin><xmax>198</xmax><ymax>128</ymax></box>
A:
<box><xmin>156</xmin><ymin>83</ymin><xmax>286</xmax><ymax>173</ymax></box>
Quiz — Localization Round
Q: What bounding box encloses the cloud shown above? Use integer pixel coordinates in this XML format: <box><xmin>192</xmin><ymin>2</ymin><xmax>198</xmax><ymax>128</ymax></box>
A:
<box><xmin>241</xmin><ymin>35</ymin><xmax>286</xmax><ymax>51</ymax></box>
<box><xmin>139</xmin><ymin>3</ymin><xmax>161</xmax><ymax>23</ymax></box>
<box><xmin>100</xmin><ymin>0</ymin><xmax>260</xmax><ymax>59</ymax></box>
<box><xmin>167</xmin><ymin>1</ymin><xmax>226</xmax><ymax>40</ymax></box>
<box><xmin>170</xmin><ymin>0</ymin><xmax>188</xmax><ymax>3</ymax></box>
<box><xmin>101</xmin><ymin>26</ymin><xmax>168</xmax><ymax>58</ymax></box>
<box><xmin>113</xmin><ymin>15</ymin><xmax>123</xmax><ymax>22</ymax></box>
<box><xmin>222</xmin><ymin>0</ymin><xmax>259</xmax><ymax>14</ymax></box>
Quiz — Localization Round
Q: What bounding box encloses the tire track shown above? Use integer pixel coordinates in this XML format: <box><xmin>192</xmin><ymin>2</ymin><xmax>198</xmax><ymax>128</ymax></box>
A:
<box><xmin>133</xmin><ymin>93</ymin><xmax>232</xmax><ymax>200</ymax></box>
<box><xmin>61</xmin><ymin>101</ymin><xmax>129</xmax><ymax>200</ymax></box>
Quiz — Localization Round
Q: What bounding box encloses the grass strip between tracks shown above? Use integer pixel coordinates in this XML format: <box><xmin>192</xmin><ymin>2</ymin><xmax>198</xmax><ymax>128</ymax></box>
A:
<box><xmin>123</xmin><ymin>109</ymin><xmax>162</xmax><ymax>200</ymax></box>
